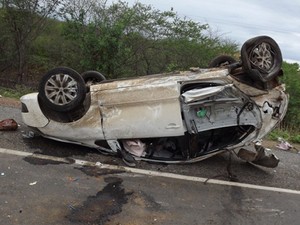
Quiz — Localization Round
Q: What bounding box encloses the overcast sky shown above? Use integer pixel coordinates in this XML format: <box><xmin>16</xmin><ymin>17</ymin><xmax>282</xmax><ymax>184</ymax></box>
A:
<box><xmin>116</xmin><ymin>0</ymin><xmax>300</xmax><ymax>64</ymax></box>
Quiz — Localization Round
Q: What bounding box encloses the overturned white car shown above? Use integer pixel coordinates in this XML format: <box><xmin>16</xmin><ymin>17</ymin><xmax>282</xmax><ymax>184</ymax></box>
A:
<box><xmin>21</xmin><ymin>36</ymin><xmax>288</xmax><ymax>167</ymax></box>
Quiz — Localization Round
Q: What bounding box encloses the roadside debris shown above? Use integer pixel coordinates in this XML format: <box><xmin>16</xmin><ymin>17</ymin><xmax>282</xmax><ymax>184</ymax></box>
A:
<box><xmin>29</xmin><ymin>181</ymin><xmax>37</xmax><ymax>186</ymax></box>
<box><xmin>68</xmin><ymin>204</ymin><xmax>76</xmax><ymax>210</ymax></box>
<box><xmin>276</xmin><ymin>137</ymin><xmax>293</xmax><ymax>151</ymax></box>
<box><xmin>67</xmin><ymin>177</ymin><xmax>79</xmax><ymax>182</ymax></box>
<box><xmin>0</xmin><ymin>119</ymin><xmax>18</xmax><ymax>131</ymax></box>
<box><xmin>237</xmin><ymin>144</ymin><xmax>280</xmax><ymax>168</ymax></box>
<box><xmin>95</xmin><ymin>162</ymin><xmax>102</xmax><ymax>166</ymax></box>
<box><xmin>22</xmin><ymin>130</ymin><xmax>35</xmax><ymax>138</ymax></box>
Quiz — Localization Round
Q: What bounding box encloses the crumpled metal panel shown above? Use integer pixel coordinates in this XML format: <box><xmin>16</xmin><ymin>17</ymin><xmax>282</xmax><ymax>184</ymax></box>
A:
<box><xmin>227</xmin><ymin>76</ymin><xmax>289</xmax><ymax>141</ymax></box>
<box><xmin>97</xmin><ymin>80</ymin><xmax>184</xmax><ymax>139</ymax></box>
<box><xmin>90</xmin><ymin>68</ymin><xmax>230</xmax><ymax>93</ymax></box>
<box><xmin>91</xmin><ymin>69</ymin><xmax>230</xmax><ymax>139</ymax></box>
<box><xmin>237</xmin><ymin>144</ymin><xmax>279</xmax><ymax>168</ymax></box>
<box><xmin>182</xmin><ymin>85</ymin><xmax>227</xmax><ymax>103</ymax></box>
<box><xmin>249</xmin><ymin>84</ymin><xmax>289</xmax><ymax>139</ymax></box>
<box><xmin>38</xmin><ymin>95</ymin><xmax>104</xmax><ymax>147</ymax></box>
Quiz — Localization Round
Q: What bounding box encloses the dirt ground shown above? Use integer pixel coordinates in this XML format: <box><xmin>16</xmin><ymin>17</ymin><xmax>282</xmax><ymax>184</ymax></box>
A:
<box><xmin>0</xmin><ymin>96</ymin><xmax>21</xmax><ymax>108</ymax></box>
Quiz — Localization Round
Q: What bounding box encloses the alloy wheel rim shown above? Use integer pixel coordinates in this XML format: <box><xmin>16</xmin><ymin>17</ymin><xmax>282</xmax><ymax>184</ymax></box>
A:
<box><xmin>250</xmin><ymin>42</ymin><xmax>274</xmax><ymax>72</ymax></box>
<box><xmin>45</xmin><ymin>74</ymin><xmax>78</xmax><ymax>105</ymax></box>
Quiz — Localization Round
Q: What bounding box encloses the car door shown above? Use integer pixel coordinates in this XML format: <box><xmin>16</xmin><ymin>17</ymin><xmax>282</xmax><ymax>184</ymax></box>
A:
<box><xmin>93</xmin><ymin>76</ymin><xmax>185</xmax><ymax>139</ymax></box>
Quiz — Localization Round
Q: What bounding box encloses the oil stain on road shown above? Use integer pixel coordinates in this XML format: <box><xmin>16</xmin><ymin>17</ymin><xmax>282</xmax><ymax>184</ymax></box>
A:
<box><xmin>69</xmin><ymin>165</ymin><xmax>168</xmax><ymax>225</ymax></box>
<box><xmin>67</xmin><ymin>176</ymin><xmax>131</xmax><ymax>224</ymax></box>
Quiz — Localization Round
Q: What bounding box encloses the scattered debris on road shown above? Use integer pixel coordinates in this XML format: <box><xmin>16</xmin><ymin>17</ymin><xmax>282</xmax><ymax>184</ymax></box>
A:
<box><xmin>276</xmin><ymin>137</ymin><xmax>293</xmax><ymax>151</ymax></box>
<box><xmin>237</xmin><ymin>144</ymin><xmax>280</xmax><ymax>168</ymax></box>
<box><xmin>0</xmin><ymin>119</ymin><xmax>18</xmax><ymax>131</ymax></box>
<box><xmin>22</xmin><ymin>130</ymin><xmax>35</xmax><ymax>138</ymax></box>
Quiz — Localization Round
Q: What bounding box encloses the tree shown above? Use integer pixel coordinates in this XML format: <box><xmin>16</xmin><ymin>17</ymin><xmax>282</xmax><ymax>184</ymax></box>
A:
<box><xmin>0</xmin><ymin>0</ymin><xmax>238</xmax><ymax>86</ymax></box>
<box><xmin>0</xmin><ymin>0</ymin><xmax>60</xmax><ymax>82</ymax></box>
<box><xmin>281</xmin><ymin>62</ymin><xmax>300</xmax><ymax>131</ymax></box>
<box><xmin>61</xmin><ymin>0</ymin><xmax>237</xmax><ymax>78</ymax></box>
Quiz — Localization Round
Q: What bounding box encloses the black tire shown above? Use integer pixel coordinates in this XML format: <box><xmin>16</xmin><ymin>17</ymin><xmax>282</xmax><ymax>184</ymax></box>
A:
<box><xmin>38</xmin><ymin>67</ymin><xmax>86</xmax><ymax>112</ymax></box>
<box><xmin>241</xmin><ymin>36</ymin><xmax>282</xmax><ymax>82</ymax></box>
<box><xmin>81</xmin><ymin>71</ymin><xmax>106</xmax><ymax>86</ymax></box>
<box><xmin>208</xmin><ymin>55</ymin><xmax>236</xmax><ymax>68</ymax></box>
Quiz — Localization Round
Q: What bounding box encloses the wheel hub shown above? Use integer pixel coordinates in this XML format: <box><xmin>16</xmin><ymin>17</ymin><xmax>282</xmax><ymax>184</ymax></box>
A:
<box><xmin>44</xmin><ymin>74</ymin><xmax>78</xmax><ymax>106</ymax></box>
<box><xmin>250</xmin><ymin>42</ymin><xmax>274</xmax><ymax>72</ymax></box>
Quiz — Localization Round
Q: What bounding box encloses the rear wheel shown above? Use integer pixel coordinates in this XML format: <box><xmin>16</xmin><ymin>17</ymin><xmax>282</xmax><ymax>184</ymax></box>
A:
<box><xmin>81</xmin><ymin>71</ymin><xmax>106</xmax><ymax>86</ymax></box>
<box><xmin>208</xmin><ymin>55</ymin><xmax>236</xmax><ymax>68</ymax></box>
<box><xmin>38</xmin><ymin>67</ymin><xmax>86</xmax><ymax>112</ymax></box>
<box><xmin>241</xmin><ymin>36</ymin><xmax>282</xmax><ymax>82</ymax></box>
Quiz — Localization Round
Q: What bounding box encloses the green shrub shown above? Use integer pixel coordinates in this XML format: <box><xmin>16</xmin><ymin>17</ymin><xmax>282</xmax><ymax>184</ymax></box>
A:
<box><xmin>267</xmin><ymin>128</ymin><xmax>300</xmax><ymax>143</ymax></box>
<box><xmin>0</xmin><ymin>85</ymin><xmax>33</xmax><ymax>99</ymax></box>
<box><xmin>267</xmin><ymin>129</ymin><xmax>290</xmax><ymax>141</ymax></box>
<box><xmin>291</xmin><ymin>134</ymin><xmax>300</xmax><ymax>143</ymax></box>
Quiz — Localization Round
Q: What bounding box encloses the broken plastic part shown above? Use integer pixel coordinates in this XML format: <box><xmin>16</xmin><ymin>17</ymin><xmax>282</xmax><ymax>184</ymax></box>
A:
<box><xmin>182</xmin><ymin>86</ymin><xmax>226</xmax><ymax>103</ymax></box>
<box><xmin>262</xmin><ymin>102</ymin><xmax>274</xmax><ymax>114</ymax></box>
<box><xmin>237</xmin><ymin>144</ymin><xmax>279</xmax><ymax>168</ymax></box>
<box><xmin>22</xmin><ymin>131</ymin><xmax>35</xmax><ymax>139</ymax></box>
<box><xmin>29</xmin><ymin>181</ymin><xmax>37</xmax><ymax>186</ymax></box>
<box><xmin>196</xmin><ymin>108</ymin><xmax>207</xmax><ymax>118</ymax></box>
<box><xmin>106</xmin><ymin>140</ymin><xmax>121</xmax><ymax>152</ymax></box>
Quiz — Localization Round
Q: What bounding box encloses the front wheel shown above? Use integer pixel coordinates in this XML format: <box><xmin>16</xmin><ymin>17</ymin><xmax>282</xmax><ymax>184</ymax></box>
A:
<box><xmin>38</xmin><ymin>67</ymin><xmax>86</xmax><ymax>112</ymax></box>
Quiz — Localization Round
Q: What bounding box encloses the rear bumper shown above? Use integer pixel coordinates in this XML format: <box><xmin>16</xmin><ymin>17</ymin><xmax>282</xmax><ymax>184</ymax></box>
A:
<box><xmin>20</xmin><ymin>93</ymin><xmax>49</xmax><ymax>128</ymax></box>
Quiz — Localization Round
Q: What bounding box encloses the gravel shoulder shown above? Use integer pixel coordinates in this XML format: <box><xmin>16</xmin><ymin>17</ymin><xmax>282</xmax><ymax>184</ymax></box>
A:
<box><xmin>0</xmin><ymin>96</ymin><xmax>21</xmax><ymax>108</ymax></box>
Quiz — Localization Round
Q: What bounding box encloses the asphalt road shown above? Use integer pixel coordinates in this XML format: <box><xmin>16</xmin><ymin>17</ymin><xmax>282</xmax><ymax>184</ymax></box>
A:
<box><xmin>1</xmin><ymin>103</ymin><xmax>300</xmax><ymax>224</ymax></box>
<box><xmin>1</xmin><ymin>151</ymin><xmax>300</xmax><ymax>225</ymax></box>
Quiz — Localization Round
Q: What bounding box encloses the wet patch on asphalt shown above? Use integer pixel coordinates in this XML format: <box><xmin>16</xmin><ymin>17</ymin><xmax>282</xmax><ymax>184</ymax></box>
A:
<box><xmin>131</xmin><ymin>190</ymin><xmax>162</xmax><ymax>210</ymax></box>
<box><xmin>23</xmin><ymin>156</ymin><xmax>75</xmax><ymax>165</ymax></box>
<box><xmin>75</xmin><ymin>165</ymin><xmax>126</xmax><ymax>177</ymax></box>
<box><xmin>67</xmin><ymin>177</ymin><xmax>132</xmax><ymax>224</ymax></box>
<box><xmin>72</xmin><ymin>165</ymin><xmax>167</xmax><ymax>224</ymax></box>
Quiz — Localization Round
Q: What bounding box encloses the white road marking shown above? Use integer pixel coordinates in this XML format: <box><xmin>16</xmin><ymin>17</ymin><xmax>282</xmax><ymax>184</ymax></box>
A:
<box><xmin>1</xmin><ymin>147</ymin><xmax>300</xmax><ymax>195</ymax></box>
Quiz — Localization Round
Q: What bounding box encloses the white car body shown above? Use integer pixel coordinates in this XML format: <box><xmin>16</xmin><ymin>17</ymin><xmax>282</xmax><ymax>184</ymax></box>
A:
<box><xmin>20</xmin><ymin>36</ymin><xmax>289</xmax><ymax>167</ymax></box>
<box><xmin>21</xmin><ymin>68</ymin><xmax>288</xmax><ymax>156</ymax></box>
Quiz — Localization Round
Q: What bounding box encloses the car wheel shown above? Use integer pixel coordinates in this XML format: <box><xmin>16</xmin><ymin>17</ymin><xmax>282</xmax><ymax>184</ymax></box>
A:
<box><xmin>38</xmin><ymin>67</ymin><xmax>86</xmax><ymax>112</ymax></box>
<box><xmin>81</xmin><ymin>71</ymin><xmax>106</xmax><ymax>86</ymax></box>
<box><xmin>208</xmin><ymin>55</ymin><xmax>236</xmax><ymax>68</ymax></box>
<box><xmin>241</xmin><ymin>36</ymin><xmax>282</xmax><ymax>82</ymax></box>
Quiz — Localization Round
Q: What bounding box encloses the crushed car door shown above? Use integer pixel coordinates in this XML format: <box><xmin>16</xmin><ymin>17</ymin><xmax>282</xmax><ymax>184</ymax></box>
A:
<box><xmin>93</xmin><ymin>76</ymin><xmax>186</xmax><ymax>139</ymax></box>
